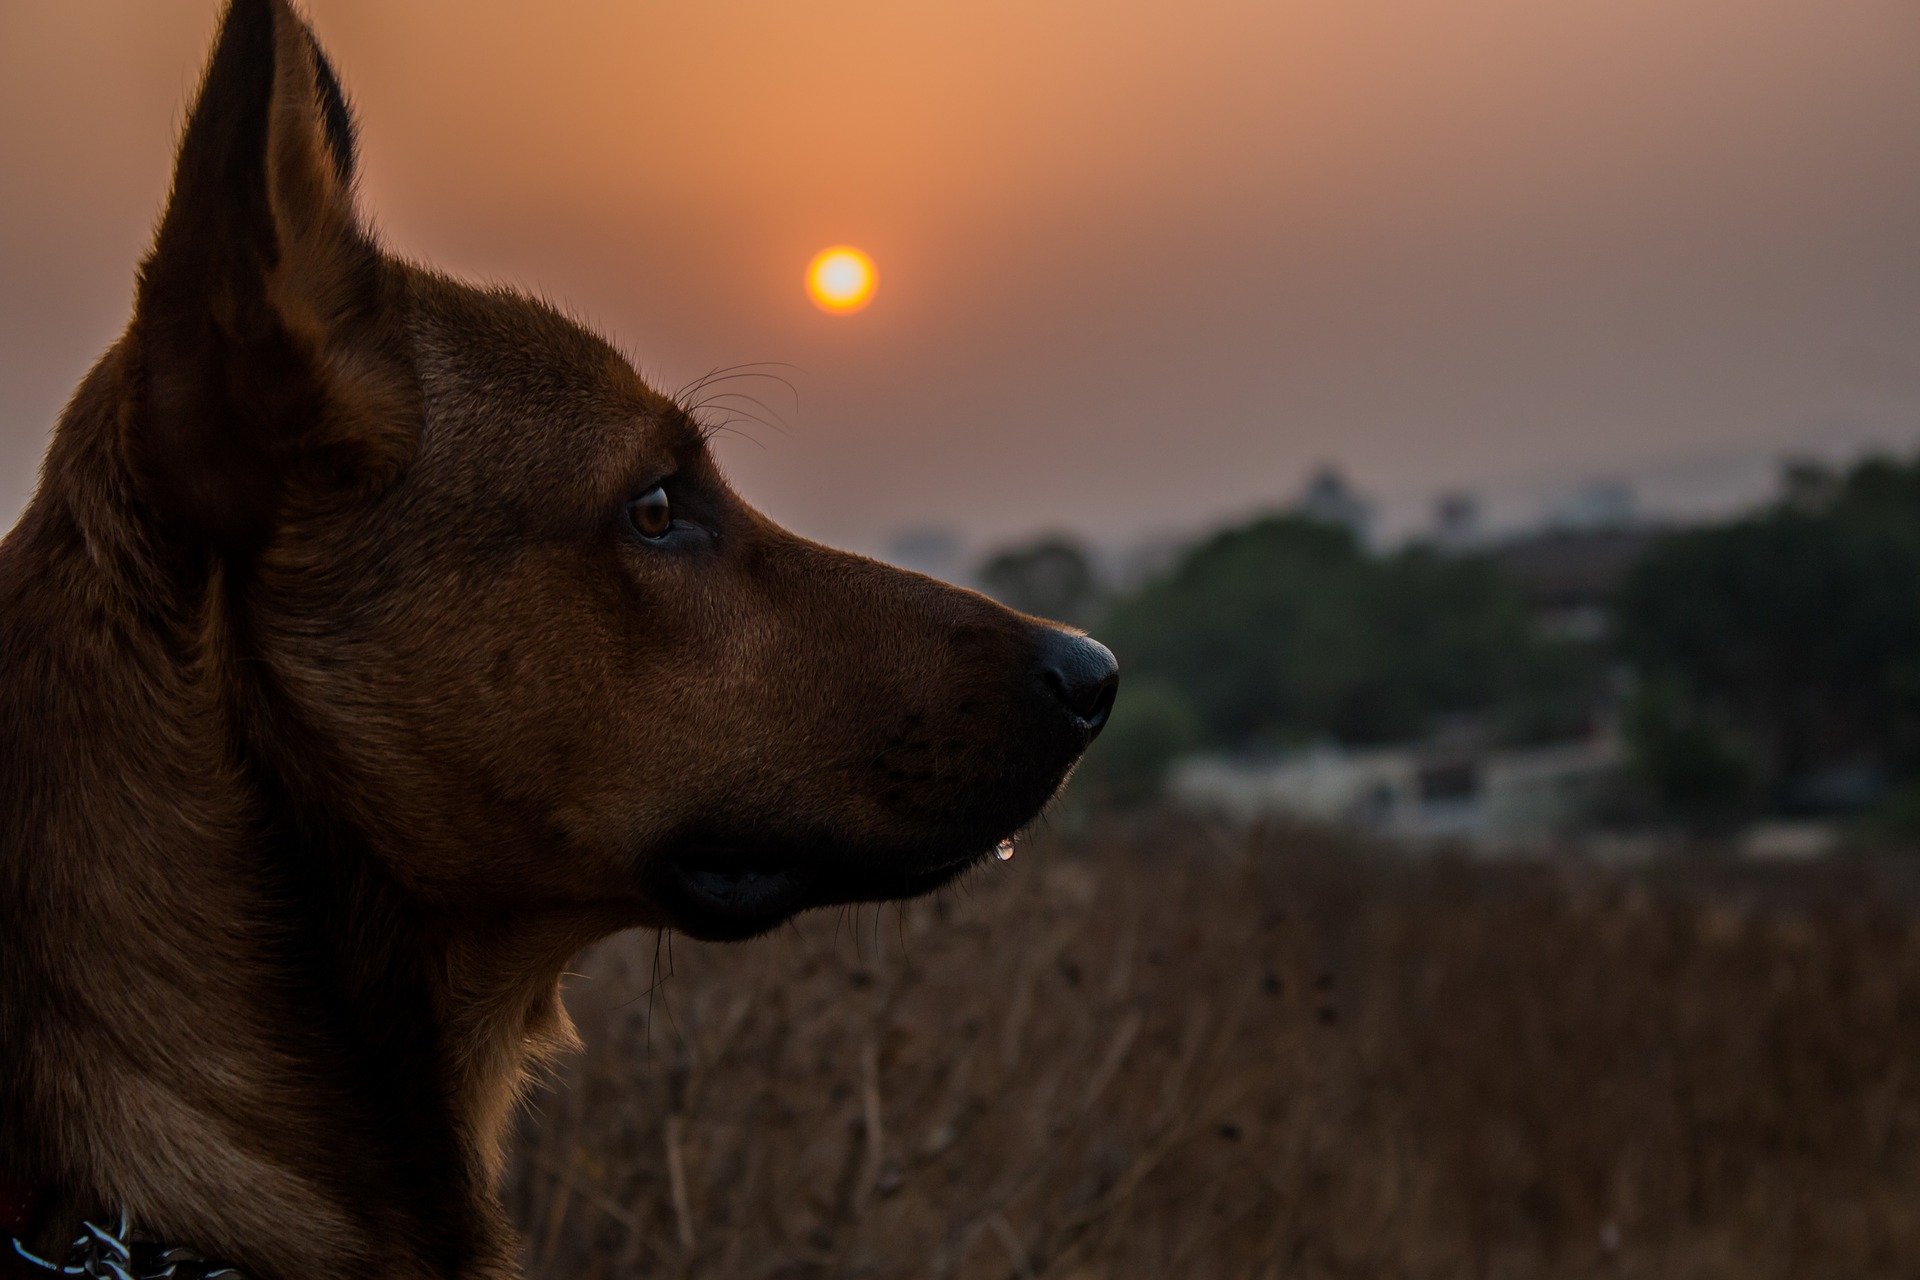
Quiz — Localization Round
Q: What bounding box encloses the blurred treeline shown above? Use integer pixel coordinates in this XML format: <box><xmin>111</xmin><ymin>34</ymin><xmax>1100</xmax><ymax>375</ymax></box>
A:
<box><xmin>977</xmin><ymin>452</ymin><xmax>1920</xmax><ymax>837</ymax></box>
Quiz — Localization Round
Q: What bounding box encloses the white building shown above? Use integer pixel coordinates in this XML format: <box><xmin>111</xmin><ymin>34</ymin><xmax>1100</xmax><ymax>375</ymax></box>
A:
<box><xmin>1171</xmin><ymin>734</ymin><xmax>1623</xmax><ymax>853</ymax></box>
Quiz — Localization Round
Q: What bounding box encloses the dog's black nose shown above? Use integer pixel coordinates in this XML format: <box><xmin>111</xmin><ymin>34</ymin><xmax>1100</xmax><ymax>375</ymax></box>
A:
<box><xmin>1036</xmin><ymin>630</ymin><xmax>1120</xmax><ymax>736</ymax></box>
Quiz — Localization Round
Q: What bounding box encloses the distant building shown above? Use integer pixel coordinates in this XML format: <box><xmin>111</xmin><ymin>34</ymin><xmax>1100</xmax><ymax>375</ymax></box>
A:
<box><xmin>1296</xmin><ymin>466</ymin><xmax>1375</xmax><ymax>545</ymax></box>
<box><xmin>1490</xmin><ymin>526</ymin><xmax>1657</xmax><ymax>642</ymax></box>
<box><xmin>1170</xmin><ymin>733</ymin><xmax>1624</xmax><ymax>853</ymax></box>
<box><xmin>1547</xmin><ymin>479</ymin><xmax>1637</xmax><ymax>533</ymax></box>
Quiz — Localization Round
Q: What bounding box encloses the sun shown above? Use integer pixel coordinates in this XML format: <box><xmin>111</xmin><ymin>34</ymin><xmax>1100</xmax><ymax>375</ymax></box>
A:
<box><xmin>805</xmin><ymin>246</ymin><xmax>877</xmax><ymax>315</ymax></box>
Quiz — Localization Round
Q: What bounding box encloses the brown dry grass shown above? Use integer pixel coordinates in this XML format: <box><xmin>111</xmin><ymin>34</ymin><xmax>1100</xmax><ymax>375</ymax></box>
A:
<box><xmin>506</xmin><ymin>816</ymin><xmax>1920</xmax><ymax>1278</ymax></box>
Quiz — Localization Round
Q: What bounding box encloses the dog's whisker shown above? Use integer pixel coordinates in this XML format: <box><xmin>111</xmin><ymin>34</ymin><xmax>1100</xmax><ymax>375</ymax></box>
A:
<box><xmin>681</xmin><ymin>393</ymin><xmax>790</xmax><ymax>440</ymax></box>
<box><xmin>674</xmin><ymin>362</ymin><xmax>801</xmax><ymax>407</ymax></box>
<box><xmin>692</xmin><ymin>388</ymin><xmax>794</xmax><ymax>422</ymax></box>
<box><xmin>688</xmin><ymin>402</ymin><xmax>790</xmax><ymax>441</ymax></box>
<box><xmin>691</xmin><ymin>416</ymin><xmax>772</xmax><ymax>452</ymax></box>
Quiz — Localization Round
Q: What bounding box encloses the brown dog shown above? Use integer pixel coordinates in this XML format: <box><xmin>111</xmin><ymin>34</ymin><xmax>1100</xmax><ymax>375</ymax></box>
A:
<box><xmin>0</xmin><ymin>3</ymin><xmax>1117</xmax><ymax>1277</ymax></box>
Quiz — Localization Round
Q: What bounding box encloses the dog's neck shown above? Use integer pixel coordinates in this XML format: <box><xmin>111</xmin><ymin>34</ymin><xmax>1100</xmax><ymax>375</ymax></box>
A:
<box><xmin>1</xmin><ymin>353</ymin><xmax>586</xmax><ymax>1280</ymax></box>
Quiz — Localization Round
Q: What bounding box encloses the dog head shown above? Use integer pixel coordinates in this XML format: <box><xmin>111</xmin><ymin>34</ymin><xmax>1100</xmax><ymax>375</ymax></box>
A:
<box><xmin>122</xmin><ymin>0</ymin><xmax>1116</xmax><ymax>941</ymax></box>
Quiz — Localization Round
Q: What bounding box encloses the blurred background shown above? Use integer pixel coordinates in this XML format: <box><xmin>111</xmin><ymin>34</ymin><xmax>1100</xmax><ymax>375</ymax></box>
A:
<box><xmin>5</xmin><ymin>0</ymin><xmax>1920</xmax><ymax>850</ymax></box>
<box><xmin>8</xmin><ymin>2</ymin><xmax>1920</xmax><ymax>1275</ymax></box>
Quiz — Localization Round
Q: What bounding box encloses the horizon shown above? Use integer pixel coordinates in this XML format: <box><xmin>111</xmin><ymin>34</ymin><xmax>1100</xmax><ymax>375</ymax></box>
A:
<box><xmin>4</xmin><ymin>0</ymin><xmax>1918</xmax><ymax>559</ymax></box>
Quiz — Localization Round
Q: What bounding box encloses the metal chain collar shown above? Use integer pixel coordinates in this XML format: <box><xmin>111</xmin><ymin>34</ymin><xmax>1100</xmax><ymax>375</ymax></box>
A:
<box><xmin>8</xmin><ymin>1209</ymin><xmax>243</xmax><ymax>1280</ymax></box>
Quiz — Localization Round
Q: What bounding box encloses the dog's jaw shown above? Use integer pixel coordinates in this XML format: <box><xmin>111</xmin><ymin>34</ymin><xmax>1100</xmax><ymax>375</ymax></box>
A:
<box><xmin>650</xmin><ymin>836</ymin><xmax>1004</xmax><ymax>942</ymax></box>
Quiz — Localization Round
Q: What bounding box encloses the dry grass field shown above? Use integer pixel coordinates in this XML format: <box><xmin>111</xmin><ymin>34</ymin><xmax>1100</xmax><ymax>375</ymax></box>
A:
<box><xmin>506</xmin><ymin>817</ymin><xmax>1920</xmax><ymax>1279</ymax></box>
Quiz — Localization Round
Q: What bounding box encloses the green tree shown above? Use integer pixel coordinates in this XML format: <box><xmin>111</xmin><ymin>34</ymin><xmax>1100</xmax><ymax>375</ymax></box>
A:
<box><xmin>1101</xmin><ymin>515</ymin><xmax>1595</xmax><ymax>752</ymax></box>
<box><xmin>1622</xmin><ymin>675</ymin><xmax>1763</xmax><ymax>833</ymax></box>
<box><xmin>977</xmin><ymin>536</ymin><xmax>1107</xmax><ymax>628</ymax></box>
<box><xmin>1616</xmin><ymin>453</ymin><xmax>1920</xmax><ymax>819</ymax></box>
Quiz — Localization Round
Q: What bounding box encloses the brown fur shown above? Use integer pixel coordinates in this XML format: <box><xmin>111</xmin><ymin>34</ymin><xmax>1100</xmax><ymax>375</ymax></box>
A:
<box><xmin>0</xmin><ymin>4</ymin><xmax>1114</xmax><ymax>1277</ymax></box>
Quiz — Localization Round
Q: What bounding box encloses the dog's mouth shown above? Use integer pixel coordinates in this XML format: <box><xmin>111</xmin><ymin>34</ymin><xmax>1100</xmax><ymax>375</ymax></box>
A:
<box><xmin>650</xmin><ymin>836</ymin><xmax>1000</xmax><ymax>942</ymax></box>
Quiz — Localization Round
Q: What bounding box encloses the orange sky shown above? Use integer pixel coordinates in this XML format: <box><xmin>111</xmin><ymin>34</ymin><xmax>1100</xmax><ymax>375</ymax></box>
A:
<box><xmin>3</xmin><ymin>0</ymin><xmax>1918</xmax><ymax>555</ymax></box>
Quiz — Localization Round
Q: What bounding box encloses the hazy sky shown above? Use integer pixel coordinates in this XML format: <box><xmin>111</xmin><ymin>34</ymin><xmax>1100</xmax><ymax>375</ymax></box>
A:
<box><xmin>3</xmin><ymin>0</ymin><xmax>1917</xmax><ymax>558</ymax></box>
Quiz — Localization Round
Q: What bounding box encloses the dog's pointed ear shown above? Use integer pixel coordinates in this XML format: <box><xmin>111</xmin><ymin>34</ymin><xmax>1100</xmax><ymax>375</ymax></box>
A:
<box><xmin>131</xmin><ymin>0</ymin><xmax>417</xmax><ymax>555</ymax></box>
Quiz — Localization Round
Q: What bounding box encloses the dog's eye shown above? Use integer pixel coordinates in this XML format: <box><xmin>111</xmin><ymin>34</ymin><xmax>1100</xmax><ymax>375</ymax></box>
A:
<box><xmin>625</xmin><ymin>486</ymin><xmax>673</xmax><ymax>540</ymax></box>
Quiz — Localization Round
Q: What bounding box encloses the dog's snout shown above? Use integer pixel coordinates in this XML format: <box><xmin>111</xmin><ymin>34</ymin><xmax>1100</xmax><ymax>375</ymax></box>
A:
<box><xmin>1035</xmin><ymin>630</ymin><xmax>1120</xmax><ymax>736</ymax></box>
